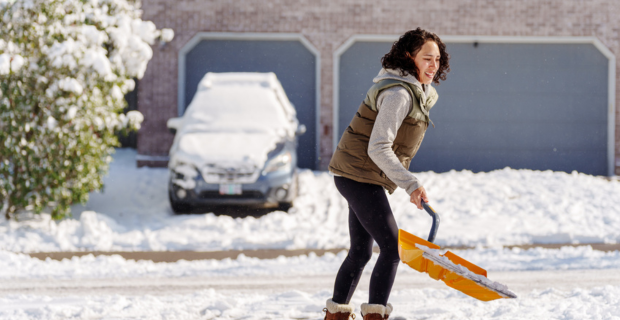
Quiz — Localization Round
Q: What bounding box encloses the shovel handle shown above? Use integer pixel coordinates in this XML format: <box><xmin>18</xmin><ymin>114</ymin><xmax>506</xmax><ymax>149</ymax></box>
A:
<box><xmin>422</xmin><ymin>201</ymin><xmax>440</xmax><ymax>243</ymax></box>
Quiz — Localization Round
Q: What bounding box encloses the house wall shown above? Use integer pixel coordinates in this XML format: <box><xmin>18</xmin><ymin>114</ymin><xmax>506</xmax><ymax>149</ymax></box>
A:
<box><xmin>138</xmin><ymin>0</ymin><xmax>620</xmax><ymax>174</ymax></box>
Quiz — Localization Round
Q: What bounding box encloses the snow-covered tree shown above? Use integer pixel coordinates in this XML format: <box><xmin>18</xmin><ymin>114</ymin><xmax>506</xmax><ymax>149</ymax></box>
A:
<box><xmin>0</xmin><ymin>0</ymin><xmax>174</xmax><ymax>219</ymax></box>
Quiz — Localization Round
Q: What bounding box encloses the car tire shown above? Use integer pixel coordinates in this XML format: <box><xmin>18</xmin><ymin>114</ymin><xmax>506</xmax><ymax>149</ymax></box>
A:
<box><xmin>277</xmin><ymin>202</ymin><xmax>293</xmax><ymax>212</ymax></box>
<box><xmin>169</xmin><ymin>191</ymin><xmax>193</xmax><ymax>214</ymax></box>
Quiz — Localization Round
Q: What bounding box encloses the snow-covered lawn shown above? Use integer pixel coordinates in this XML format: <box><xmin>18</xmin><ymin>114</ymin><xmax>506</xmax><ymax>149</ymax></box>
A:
<box><xmin>1</xmin><ymin>149</ymin><xmax>619</xmax><ymax>253</ymax></box>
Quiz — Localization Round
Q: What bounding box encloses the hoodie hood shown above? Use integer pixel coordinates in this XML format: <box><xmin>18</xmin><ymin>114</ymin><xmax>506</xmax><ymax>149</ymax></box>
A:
<box><xmin>373</xmin><ymin>68</ymin><xmax>429</xmax><ymax>98</ymax></box>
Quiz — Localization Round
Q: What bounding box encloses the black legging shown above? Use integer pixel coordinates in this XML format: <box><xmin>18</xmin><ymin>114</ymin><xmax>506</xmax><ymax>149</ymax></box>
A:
<box><xmin>331</xmin><ymin>176</ymin><xmax>400</xmax><ymax>306</ymax></box>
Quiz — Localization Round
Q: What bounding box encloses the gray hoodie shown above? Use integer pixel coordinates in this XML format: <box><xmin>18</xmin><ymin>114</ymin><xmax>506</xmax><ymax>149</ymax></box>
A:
<box><xmin>368</xmin><ymin>68</ymin><xmax>428</xmax><ymax>195</ymax></box>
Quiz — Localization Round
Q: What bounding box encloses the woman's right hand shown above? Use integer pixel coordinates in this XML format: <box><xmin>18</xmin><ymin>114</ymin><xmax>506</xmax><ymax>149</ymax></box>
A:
<box><xmin>410</xmin><ymin>186</ymin><xmax>429</xmax><ymax>210</ymax></box>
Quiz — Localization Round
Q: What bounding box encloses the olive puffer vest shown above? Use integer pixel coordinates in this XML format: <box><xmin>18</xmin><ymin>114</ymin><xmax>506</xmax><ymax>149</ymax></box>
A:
<box><xmin>329</xmin><ymin>79</ymin><xmax>438</xmax><ymax>193</ymax></box>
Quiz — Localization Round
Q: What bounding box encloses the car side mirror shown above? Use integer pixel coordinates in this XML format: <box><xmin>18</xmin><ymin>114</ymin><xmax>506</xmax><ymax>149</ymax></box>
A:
<box><xmin>167</xmin><ymin>117</ymin><xmax>182</xmax><ymax>135</ymax></box>
<box><xmin>296</xmin><ymin>124</ymin><xmax>307</xmax><ymax>136</ymax></box>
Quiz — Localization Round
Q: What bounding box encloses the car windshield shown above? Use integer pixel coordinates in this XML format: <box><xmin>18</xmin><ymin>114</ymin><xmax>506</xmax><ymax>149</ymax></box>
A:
<box><xmin>182</xmin><ymin>83</ymin><xmax>292</xmax><ymax>135</ymax></box>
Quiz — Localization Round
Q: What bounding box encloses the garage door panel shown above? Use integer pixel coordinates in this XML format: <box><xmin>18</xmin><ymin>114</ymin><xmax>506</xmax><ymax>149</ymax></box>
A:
<box><xmin>436</xmin><ymin>92</ymin><xmax>607</xmax><ymax>123</ymax></box>
<box><xmin>185</xmin><ymin>39</ymin><xmax>317</xmax><ymax>169</ymax></box>
<box><xmin>411</xmin><ymin>149</ymin><xmax>607</xmax><ymax>175</ymax></box>
<box><xmin>337</xmin><ymin>40</ymin><xmax>609</xmax><ymax>175</ymax></box>
<box><xmin>453</xmin><ymin>43</ymin><xmax>606</xmax><ymax>68</ymax></box>
<box><xmin>447</xmin><ymin>43</ymin><xmax>608</xmax><ymax>97</ymax></box>
<box><xmin>423</xmin><ymin>121</ymin><xmax>606</xmax><ymax>150</ymax></box>
<box><xmin>447</xmin><ymin>66</ymin><xmax>607</xmax><ymax>95</ymax></box>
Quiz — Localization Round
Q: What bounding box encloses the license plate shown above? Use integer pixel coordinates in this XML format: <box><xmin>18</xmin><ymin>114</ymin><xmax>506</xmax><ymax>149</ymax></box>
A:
<box><xmin>219</xmin><ymin>183</ymin><xmax>242</xmax><ymax>195</ymax></box>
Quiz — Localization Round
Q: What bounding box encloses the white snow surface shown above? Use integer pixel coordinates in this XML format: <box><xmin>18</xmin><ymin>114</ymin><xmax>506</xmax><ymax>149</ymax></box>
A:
<box><xmin>2</xmin><ymin>245</ymin><xmax>620</xmax><ymax>280</ymax></box>
<box><xmin>1</xmin><ymin>285</ymin><xmax>619</xmax><ymax>320</ymax></box>
<box><xmin>2</xmin><ymin>245</ymin><xmax>620</xmax><ymax>319</ymax></box>
<box><xmin>1</xmin><ymin>148</ymin><xmax>620</xmax><ymax>253</ymax></box>
<box><xmin>176</xmin><ymin>132</ymin><xmax>280</xmax><ymax>172</ymax></box>
<box><xmin>0</xmin><ymin>53</ymin><xmax>25</xmax><ymax>74</ymax></box>
<box><xmin>1</xmin><ymin>281</ymin><xmax>618</xmax><ymax>320</ymax></box>
<box><xmin>2</xmin><ymin>147</ymin><xmax>620</xmax><ymax>318</ymax></box>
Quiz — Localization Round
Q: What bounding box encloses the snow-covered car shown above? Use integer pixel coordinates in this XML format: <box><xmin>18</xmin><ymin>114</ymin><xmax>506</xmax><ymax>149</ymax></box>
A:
<box><xmin>166</xmin><ymin>72</ymin><xmax>306</xmax><ymax>213</ymax></box>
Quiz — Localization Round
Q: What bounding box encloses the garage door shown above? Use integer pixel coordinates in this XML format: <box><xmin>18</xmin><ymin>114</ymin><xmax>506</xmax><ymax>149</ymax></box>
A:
<box><xmin>337</xmin><ymin>40</ymin><xmax>610</xmax><ymax>175</ymax></box>
<box><xmin>182</xmin><ymin>37</ymin><xmax>317</xmax><ymax>169</ymax></box>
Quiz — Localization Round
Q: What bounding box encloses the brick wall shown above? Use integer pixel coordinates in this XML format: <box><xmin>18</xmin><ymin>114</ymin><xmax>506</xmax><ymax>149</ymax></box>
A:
<box><xmin>138</xmin><ymin>0</ymin><xmax>620</xmax><ymax>174</ymax></box>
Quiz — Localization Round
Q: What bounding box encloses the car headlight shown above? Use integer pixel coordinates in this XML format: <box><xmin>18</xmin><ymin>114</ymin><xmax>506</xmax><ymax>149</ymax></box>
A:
<box><xmin>262</xmin><ymin>151</ymin><xmax>292</xmax><ymax>175</ymax></box>
<box><xmin>173</xmin><ymin>163</ymin><xmax>199</xmax><ymax>179</ymax></box>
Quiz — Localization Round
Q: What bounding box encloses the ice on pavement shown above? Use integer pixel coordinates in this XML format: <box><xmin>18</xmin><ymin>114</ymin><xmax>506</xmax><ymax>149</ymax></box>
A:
<box><xmin>1</xmin><ymin>148</ymin><xmax>619</xmax><ymax>253</ymax></box>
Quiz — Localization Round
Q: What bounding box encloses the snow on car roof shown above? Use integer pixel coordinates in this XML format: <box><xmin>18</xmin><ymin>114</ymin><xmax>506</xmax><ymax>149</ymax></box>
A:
<box><xmin>180</xmin><ymin>72</ymin><xmax>298</xmax><ymax>136</ymax></box>
<box><xmin>170</xmin><ymin>72</ymin><xmax>299</xmax><ymax>169</ymax></box>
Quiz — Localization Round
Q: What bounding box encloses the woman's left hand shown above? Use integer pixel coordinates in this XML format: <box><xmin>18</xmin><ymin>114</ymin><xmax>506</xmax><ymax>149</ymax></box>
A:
<box><xmin>410</xmin><ymin>186</ymin><xmax>429</xmax><ymax>210</ymax></box>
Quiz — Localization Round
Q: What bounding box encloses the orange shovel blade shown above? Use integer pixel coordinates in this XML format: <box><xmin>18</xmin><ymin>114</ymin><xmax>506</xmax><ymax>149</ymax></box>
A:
<box><xmin>398</xmin><ymin>229</ymin><xmax>516</xmax><ymax>301</ymax></box>
<box><xmin>398</xmin><ymin>229</ymin><xmax>440</xmax><ymax>275</ymax></box>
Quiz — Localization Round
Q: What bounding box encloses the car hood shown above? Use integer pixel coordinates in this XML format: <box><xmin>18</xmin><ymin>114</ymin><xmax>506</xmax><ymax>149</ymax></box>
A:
<box><xmin>171</xmin><ymin>132</ymin><xmax>281</xmax><ymax>172</ymax></box>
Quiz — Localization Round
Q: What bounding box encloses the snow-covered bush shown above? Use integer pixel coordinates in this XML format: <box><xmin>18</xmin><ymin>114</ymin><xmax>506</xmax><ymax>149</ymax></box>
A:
<box><xmin>0</xmin><ymin>0</ymin><xmax>173</xmax><ymax>219</ymax></box>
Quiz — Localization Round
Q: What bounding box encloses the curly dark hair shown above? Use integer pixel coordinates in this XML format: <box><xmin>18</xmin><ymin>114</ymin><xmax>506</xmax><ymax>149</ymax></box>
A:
<box><xmin>381</xmin><ymin>28</ymin><xmax>450</xmax><ymax>84</ymax></box>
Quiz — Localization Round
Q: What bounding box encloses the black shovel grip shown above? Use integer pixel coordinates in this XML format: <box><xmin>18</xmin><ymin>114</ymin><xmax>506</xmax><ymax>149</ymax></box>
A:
<box><xmin>422</xmin><ymin>201</ymin><xmax>440</xmax><ymax>243</ymax></box>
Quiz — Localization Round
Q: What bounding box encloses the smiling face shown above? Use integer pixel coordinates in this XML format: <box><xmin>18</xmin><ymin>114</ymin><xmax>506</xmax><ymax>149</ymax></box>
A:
<box><xmin>413</xmin><ymin>41</ymin><xmax>441</xmax><ymax>85</ymax></box>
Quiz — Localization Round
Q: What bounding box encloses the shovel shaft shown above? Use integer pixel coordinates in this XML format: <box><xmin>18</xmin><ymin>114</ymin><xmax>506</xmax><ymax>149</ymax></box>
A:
<box><xmin>422</xmin><ymin>201</ymin><xmax>440</xmax><ymax>243</ymax></box>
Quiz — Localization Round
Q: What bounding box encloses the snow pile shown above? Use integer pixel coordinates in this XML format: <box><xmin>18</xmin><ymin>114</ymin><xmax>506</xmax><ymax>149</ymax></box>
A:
<box><xmin>2</xmin><ymin>245</ymin><xmax>620</xmax><ymax>280</ymax></box>
<box><xmin>1</xmin><ymin>286</ymin><xmax>620</xmax><ymax>320</ymax></box>
<box><xmin>0</xmin><ymin>250</ymin><xmax>346</xmax><ymax>280</ymax></box>
<box><xmin>1</xmin><ymin>149</ymin><xmax>619</xmax><ymax>252</ymax></box>
<box><xmin>395</xmin><ymin>169</ymin><xmax>620</xmax><ymax>247</ymax></box>
<box><xmin>421</xmin><ymin>245</ymin><xmax>620</xmax><ymax>272</ymax></box>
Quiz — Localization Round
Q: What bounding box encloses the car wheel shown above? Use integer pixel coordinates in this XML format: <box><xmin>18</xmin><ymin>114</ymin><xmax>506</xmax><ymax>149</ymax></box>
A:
<box><xmin>169</xmin><ymin>190</ymin><xmax>193</xmax><ymax>214</ymax></box>
<box><xmin>277</xmin><ymin>202</ymin><xmax>293</xmax><ymax>212</ymax></box>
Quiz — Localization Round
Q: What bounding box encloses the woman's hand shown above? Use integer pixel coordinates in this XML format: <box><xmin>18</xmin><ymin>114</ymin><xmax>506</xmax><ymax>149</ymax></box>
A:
<box><xmin>410</xmin><ymin>186</ymin><xmax>429</xmax><ymax>210</ymax></box>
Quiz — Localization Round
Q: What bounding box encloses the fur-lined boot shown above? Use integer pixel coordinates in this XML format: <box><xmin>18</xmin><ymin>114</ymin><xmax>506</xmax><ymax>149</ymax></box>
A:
<box><xmin>360</xmin><ymin>303</ymin><xmax>393</xmax><ymax>320</ymax></box>
<box><xmin>323</xmin><ymin>299</ymin><xmax>356</xmax><ymax>320</ymax></box>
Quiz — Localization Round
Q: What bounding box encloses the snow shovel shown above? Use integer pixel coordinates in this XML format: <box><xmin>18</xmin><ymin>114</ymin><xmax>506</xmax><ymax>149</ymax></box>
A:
<box><xmin>398</xmin><ymin>201</ymin><xmax>517</xmax><ymax>301</ymax></box>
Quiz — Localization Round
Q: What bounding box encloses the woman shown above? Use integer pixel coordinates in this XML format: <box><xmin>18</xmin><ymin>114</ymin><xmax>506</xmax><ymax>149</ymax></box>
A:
<box><xmin>324</xmin><ymin>28</ymin><xmax>450</xmax><ymax>320</ymax></box>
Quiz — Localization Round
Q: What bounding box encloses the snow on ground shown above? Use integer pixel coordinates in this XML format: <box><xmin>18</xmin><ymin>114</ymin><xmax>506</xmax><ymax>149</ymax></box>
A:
<box><xmin>2</xmin><ymin>245</ymin><xmax>620</xmax><ymax>280</ymax></box>
<box><xmin>3</xmin><ymin>246</ymin><xmax>620</xmax><ymax>319</ymax></box>
<box><xmin>3</xmin><ymin>150</ymin><xmax>620</xmax><ymax>319</ymax></box>
<box><xmin>1</xmin><ymin>148</ymin><xmax>619</xmax><ymax>253</ymax></box>
<box><xmin>2</xmin><ymin>286</ymin><xmax>620</xmax><ymax>320</ymax></box>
